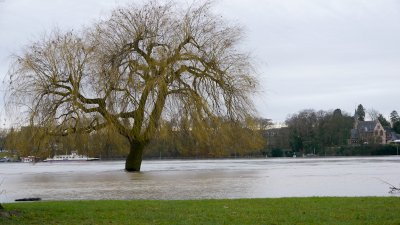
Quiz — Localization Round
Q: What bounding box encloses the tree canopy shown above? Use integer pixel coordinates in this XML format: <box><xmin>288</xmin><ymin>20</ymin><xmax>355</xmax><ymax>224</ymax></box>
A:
<box><xmin>377</xmin><ymin>114</ymin><xmax>390</xmax><ymax>128</ymax></box>
<box><xmin>355</xmin><ymin>104</ymin><xmax>365</xmax><ymax>121</ymax></box>
<box><xmin>285</xmin><ymin>109</ymin><xmax>353</xmax><ymax>154</ymax></box>
<box><xmin>390</xmin><ymin>110</ymin><xmax>399</xmax><ymax>124</ymax></box>
<box><xmin>6</xmin><ymin>0</ymin><xmax>259</xmax><ymax>171</ymax></box>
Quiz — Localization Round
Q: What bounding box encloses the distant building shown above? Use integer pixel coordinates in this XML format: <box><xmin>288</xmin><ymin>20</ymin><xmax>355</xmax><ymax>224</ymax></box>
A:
<box><xmin>262</xmin><ymin>127</ymin><xmax>290</xmax><ymax>151</ymax></box>
<box><xmin>349</xmin><ymin>120</ymin><xmax>386</xmax><ymax>144</ymax></box>
<box><xmin>385</xmin><ymin>127</ymin><xmax>400</xmax><ymax>143</ymax></box>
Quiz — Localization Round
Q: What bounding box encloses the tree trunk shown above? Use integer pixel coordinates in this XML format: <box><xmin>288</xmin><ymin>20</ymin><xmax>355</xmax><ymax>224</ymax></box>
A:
<box><xmin>125</xmin><ymin>140</ymin><xmax>145</xmax><ymax>172</ymax></box>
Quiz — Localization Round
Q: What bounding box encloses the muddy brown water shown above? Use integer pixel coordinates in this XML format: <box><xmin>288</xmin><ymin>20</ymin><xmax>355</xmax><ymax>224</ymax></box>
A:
<box><xmin>1</xmin><ymin>157</ymin><xmax>399</xmax><ymax>203</ymax></box>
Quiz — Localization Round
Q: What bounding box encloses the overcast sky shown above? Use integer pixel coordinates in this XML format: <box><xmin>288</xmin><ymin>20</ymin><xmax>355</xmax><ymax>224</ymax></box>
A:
<box><xmin>1</xmin><ymin>0</ymin><xmax>399</xmax><ymax>126</ymax></box>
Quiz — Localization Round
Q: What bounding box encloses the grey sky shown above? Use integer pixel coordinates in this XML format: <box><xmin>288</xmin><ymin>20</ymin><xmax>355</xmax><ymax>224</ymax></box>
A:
<box><xmin>1</xmin><ymin>0</ymin><xmax>399</xmax><ymax>126</ymax></box>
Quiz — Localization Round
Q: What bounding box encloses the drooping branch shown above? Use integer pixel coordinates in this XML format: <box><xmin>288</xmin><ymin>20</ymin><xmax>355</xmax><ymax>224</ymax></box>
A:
<box><xmin>7</xmin><ymin>0</ymin><xmax>259</xmax><ymax>172</ymax></box>
<box><xmin>376</xmin><ymin>178</ymin><xmax>400</xmax><ymax>194</ymax></box>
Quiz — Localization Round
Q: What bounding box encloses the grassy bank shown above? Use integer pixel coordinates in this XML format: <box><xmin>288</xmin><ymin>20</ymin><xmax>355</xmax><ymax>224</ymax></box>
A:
<box><xmin>1</xmin><ymin>197</ymin><xmax>399</xmax><ymax>224</ymax></box>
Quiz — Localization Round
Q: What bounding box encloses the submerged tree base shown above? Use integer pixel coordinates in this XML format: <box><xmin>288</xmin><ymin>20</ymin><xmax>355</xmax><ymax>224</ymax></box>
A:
<box><xmin>125</xmin><ymin>158</ymin><xmax>142</xmax><ymax>172</ymax></box>
<box><xmin>125</xmin><ymin>143</ymin><xmax>145</xmax><ymax>172</ymax></box>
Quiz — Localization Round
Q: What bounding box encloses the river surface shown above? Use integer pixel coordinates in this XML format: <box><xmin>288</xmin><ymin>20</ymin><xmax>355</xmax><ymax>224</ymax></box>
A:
<box><xmin>1</xmin><ymin>157</ymin><xmax>399</xmax><ymax>203</ymax></box>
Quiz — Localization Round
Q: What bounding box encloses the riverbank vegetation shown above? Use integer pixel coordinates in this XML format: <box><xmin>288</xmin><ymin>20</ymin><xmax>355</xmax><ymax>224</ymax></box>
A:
<box><xmin>1</xmin><ymin>197</ymin><xmax>399</xmax><ymax>224</ymax></box>
<box><xmin>1</xmin><ymin>106</ymin><xmax>399</xmax><ymax>161</ymax></box>
<box><xmin>2</xmin><ymin>117</ymin><xmax>266</xmax><ymax>160</ymax></box>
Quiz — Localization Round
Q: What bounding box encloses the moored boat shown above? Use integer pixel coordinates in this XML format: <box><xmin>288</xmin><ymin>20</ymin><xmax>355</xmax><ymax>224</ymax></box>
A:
<box><xmin>43</xmin><ymin>151</ymin><xmax>99</xmax><ymax>162</ymax></box>
<box><xmin>22</xmin><ymin>156</ymin><xmax>37</xmax><ymax>163</ymax></box>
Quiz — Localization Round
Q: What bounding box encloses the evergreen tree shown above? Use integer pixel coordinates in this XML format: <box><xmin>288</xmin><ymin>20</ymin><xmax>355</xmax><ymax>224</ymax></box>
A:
<box><xmin>393</xmin><ymin>121</ymin><xmax>400</xmax><ymax>134</ymax></box>
<box><xmin>377</xmin><ymin>114</ymin><xmax>391</xmax><ymax>127</ymax></box>
<box><xmin>390</xmin><ymin>110</ymin><xmax>399</xmax><ymax>124</ymax></box>
<box><xmin>355</xmin><ymin>104</ymin><xmax>365</xmax><ymax>121</ymax></box>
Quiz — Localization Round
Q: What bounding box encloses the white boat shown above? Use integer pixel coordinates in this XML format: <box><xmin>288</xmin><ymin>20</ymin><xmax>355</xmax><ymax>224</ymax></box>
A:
<box><xmin>22</xmin><ymin>156</ymin><xmax>36</xmax><ymax>163</ymax></box>
<box><xmin>43</xmin><ymin>151</ymin><xmax>99</xmax><ymax>162</ymax></box>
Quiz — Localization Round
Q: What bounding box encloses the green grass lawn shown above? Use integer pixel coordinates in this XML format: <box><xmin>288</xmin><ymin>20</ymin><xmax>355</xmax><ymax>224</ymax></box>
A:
<box><xmin>1</xmin><ymin>197</ymin><xmax>400</xmax><ymax>225</ymax></box>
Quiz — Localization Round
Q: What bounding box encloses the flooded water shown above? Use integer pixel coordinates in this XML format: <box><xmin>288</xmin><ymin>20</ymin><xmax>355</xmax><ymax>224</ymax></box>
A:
<box><xmin>1</xmin><ymin>157</ymin><xmax>399</xmax><ymax>203</ymax></box>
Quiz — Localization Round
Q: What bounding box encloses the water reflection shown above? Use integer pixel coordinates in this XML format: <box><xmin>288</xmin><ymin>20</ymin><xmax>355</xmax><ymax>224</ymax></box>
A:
<box><xmin>1</xmin><ymin>157</ymin><xmax>399</xmax><ymax>202</ymax></box>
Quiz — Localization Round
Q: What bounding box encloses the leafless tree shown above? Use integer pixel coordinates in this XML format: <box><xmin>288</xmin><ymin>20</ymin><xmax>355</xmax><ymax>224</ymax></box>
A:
<box><xmin>7</xmin><ymin>1</ymin><xmax>259</xmax><ymax>171</ymax></box>
<box><xmin>367</xmin><ymin>108</ymin><xmax>380</xmax><ymax>121</ymax></box>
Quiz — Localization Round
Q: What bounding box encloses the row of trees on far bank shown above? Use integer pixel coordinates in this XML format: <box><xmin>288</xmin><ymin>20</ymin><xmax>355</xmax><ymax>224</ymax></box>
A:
<box><xmin>285</xmin><ymin>108</ymin><xmax>354</xmax><ymax>155</ymax></box>
<box><xmin>1</xmin><ymin>117</ymin><xmax>266</xmax><ymax>160</ymax></box>
<box><xmin>266</xmin><ymin>105</ymin><xmax>400</xmax><ymax>157</ymax></box>
<box><xmin>1</xmin><ymin>105</ymin><xmax>398</xmax><ymax>160</ymax></box>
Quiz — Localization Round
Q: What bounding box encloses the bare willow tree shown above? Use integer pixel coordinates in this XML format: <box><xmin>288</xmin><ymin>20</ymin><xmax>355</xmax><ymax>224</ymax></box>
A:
<box><xmin>7</xmin><ymin>0</ymin><xmax>259</xmax><ymax>171</ymax></box>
